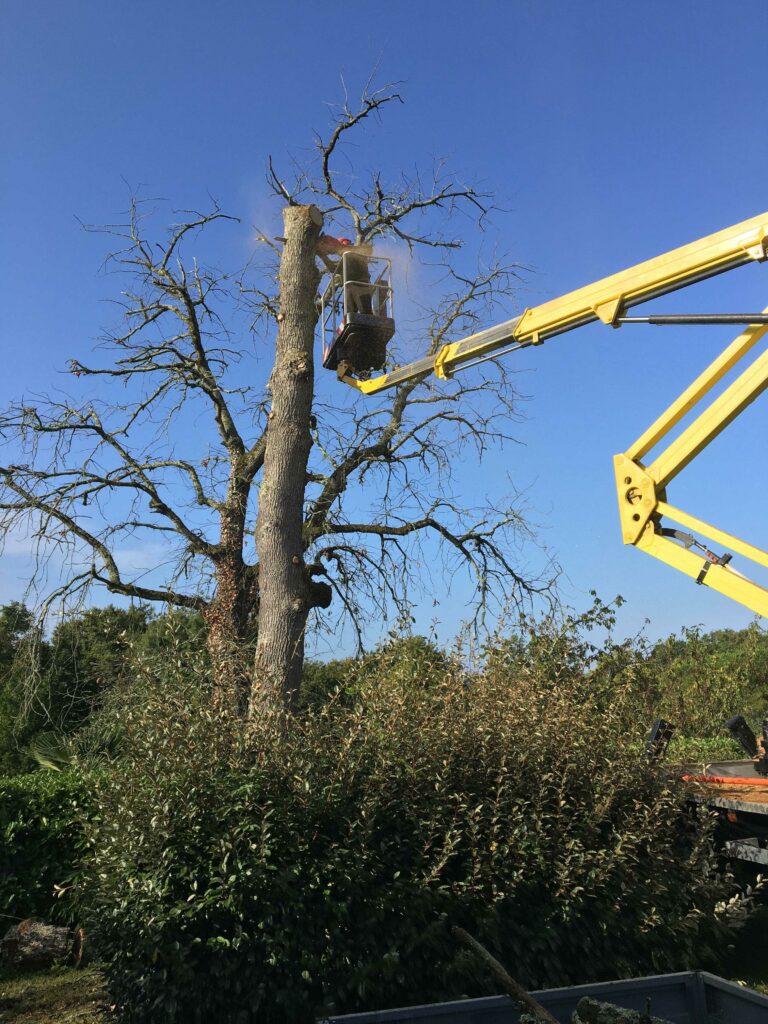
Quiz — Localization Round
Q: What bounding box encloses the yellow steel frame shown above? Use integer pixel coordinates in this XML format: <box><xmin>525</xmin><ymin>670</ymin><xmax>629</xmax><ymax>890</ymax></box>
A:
<box><xmin>341</xmin><ymin>211</ymin><xmax>768</xmax><ymax>396</ymax></box>
<box><xmin>339</xmin><ymin>211</ymin><xmax>768</xmax><ymax>617</ymax></box>
<box><xmin>615</xmin><ymin>315</ymin><xmax>768</xmax><ymax>617</ymax></box>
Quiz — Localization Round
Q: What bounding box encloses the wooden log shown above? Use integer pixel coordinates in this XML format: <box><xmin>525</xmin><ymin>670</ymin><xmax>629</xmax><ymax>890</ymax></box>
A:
<box><xmin>451</xmin><ymin>925</ymin><xmax>559</xmax><ymax>1024</ymax></box>
<box><xmin>1</xmin><ymin>918</ymin><xmax>83</xmax><ymax>969</ymax></box>
<box><xmin>573</xmin><ymin>996</ymin><xmax>673</xmax><ymax>1023</ymax></box>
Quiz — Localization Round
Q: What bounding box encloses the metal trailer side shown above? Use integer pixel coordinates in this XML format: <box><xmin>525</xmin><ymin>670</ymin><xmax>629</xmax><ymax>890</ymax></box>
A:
<box><xmin>319</xmin><ymin>971</ymin><xmax>768</xmax><ymax>1024</ymax></box>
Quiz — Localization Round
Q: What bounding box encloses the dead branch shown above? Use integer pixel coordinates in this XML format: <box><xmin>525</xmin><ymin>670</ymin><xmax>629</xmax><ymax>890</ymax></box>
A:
<box><xmin>451</xmin><ymin>925</ymin><xmax>559</xmax><ymax>1024</ymax></box>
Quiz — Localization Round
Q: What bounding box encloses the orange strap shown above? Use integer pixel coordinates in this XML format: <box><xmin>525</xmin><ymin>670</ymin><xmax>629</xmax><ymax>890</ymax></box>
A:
<box><xmin>682</xmin><ymin>773</ymin><xmax>768</xmax><ymax>786</ymax></box>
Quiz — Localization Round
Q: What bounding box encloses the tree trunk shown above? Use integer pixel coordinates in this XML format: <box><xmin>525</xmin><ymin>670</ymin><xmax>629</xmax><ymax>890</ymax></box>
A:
<box><xmin>206</xmin><ymin>479</ymin><xmax>256</xmax><ymax>716</ymax></box>
<box><xmin>251</xmin><ymin>205</ymin><xmax>322</xmax><ymax>711</ymax></box>
<box><xmin>204</xmin><ymin>567</ymin><xmax>252</xmax><ymax>717</ymax></box>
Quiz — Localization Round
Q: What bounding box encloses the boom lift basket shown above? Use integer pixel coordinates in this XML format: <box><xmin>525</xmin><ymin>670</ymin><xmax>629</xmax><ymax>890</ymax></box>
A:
<box><xmin>320</xmin><ymin>250</ymin><xmax>394</xmax><ymax>378</ymax></box>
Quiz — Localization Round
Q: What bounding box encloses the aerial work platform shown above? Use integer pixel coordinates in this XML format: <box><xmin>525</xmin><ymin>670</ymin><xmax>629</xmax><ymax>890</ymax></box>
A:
<box><xmin>328</xmin><ymin>212</ymin><xmax>768</xmax><ymax>620</ymax></box>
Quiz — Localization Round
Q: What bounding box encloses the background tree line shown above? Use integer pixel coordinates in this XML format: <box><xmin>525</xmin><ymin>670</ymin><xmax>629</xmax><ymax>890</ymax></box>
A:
<box><xmin>0</xmin><ymin>602</ymin><xmax>208</xmax><ymax>774</ymax></box>
<box><xmin>2</xmin><ymin>596</ymin><xmax>767</xmax><ymax>775</ymax></box>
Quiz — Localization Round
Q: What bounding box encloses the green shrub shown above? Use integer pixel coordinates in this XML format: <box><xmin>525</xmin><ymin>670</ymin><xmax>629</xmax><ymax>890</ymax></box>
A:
<box><xmin>80</xmin><ymin>623</ymin><xmax>740</xmax><ymax>1024</ymax></box>
<box><xmin>0</xmin><ymin>771</ymin><xmax>86</xmax><ymax>923</ymax></box>
<box><xmin>668</xmin><ymin>734</ymin><xmax>744</xmax><ymax>764</ymax></box>
<box><xmin>634</xmin><ymin>625</ymin><xmax>767</xmax><ymax>738</ymax></box>
<box><xmin>587</xmin><ymin>620</ymin><xmax>768</xmax><ymax>741</ymax></box>
<box><xmin>0</xmin><ymin>603</ymin><xmax>38</xmax><ymax>775</ymax></box>
<box><xmin>41</xmin><ymin>605</ymin><xmax>154</xmax><ymax>736</ymax></box>
<box><xmin>298</xmin><ymin>657</ymin><xmax>354</xmax><ymax>709</ymax></box>
<box><xmin>355</xmin><ymin>633</ymin><xmax>454</xmax><ymax>687</ymax></box>
<box><xmin>0</xmin><ymin>604</ymin><xmax>210</xmax><ymax>776</ymax></box>
<box><xmin>300</xmin><ymin>636</ymin><xmax>451</xmax><ymax>710</ymax></box>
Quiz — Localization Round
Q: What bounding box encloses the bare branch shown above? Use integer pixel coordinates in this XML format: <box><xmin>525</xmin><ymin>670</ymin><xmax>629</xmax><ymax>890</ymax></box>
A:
<box><xmin>2</xmin><ymin>88</ymin><xmax>553</xmax><ymax>712</ymax></box>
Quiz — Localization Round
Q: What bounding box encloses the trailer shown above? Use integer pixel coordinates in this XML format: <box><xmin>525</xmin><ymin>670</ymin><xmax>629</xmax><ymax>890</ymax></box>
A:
<box><xmin>320</xmin><ymin>971</ymin><xmax>768</xmax><ymax>1024</ymax></box>
<box><xmin>685</xmin><ymin>760</ymin><xmax>768</xmax><ymax>866</ymax></box>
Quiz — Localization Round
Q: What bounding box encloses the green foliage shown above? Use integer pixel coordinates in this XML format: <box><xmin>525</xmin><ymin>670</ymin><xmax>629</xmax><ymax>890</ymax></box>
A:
<box><xmin>667</xmin><ymin>734</ymin><xmax>743</xmax><ymax>764</ymax></box>
<box><xmin>25</xmin><ymin>732</ymin><xmax>78</xmax><ymax>772</ymax></box>
<box><xmin>131</xmin><ymin>610</ymin><xmax>208</xmax><ymax>670</ymax></box>
<box><xmin>80</xmin><ymin>615</ymin><xmax>739</xmax><ymax>1024</ymax></box>
<box><xmin>487</xmin><ymin>594</ymin><xmax>625</xmax><ymax>678</ymax></box>
<box><xmin>299</xmin><ymin>636</ymin><xmax>451</xmax><ymax>709</ymax></box>
<box><xmin>491</xmin><ymin>598</ymin><xmax>768</xmax><ymax>747</ymax></box>
<box><xmin>356</xmin><ymin>633</ymin><xmax>454</xmax><ymax>687</ymax></box>
<box><xmin>62</xmin><ymin>609</ymin><xmax>211</xmax><ymax>770</ymax></box>
<box><xmin>298</xmin><ymin>658</ymin><xmax>354</xmax><ymax>709</ymax></box>
<box><xmin>40</xmin><ymin>605</ymin><xmax>154</xmax><ymax>736</ymax></box>
<box><xmin>0</xmin><ymin>771</ymin><xmax>86</xmax><ymax>924</ymax></box>
<box><xmin>0</xmin><ymin>604</ymin><xmax>38</xmax><ymax>774</ymax></box>
<box><xmin>630</xmin><ymin>623</ymin><xmax>768</xmax><ymax>739</ymax></box>
<box><xmin>0</xmin><ymin>604</ymin><xmax>153</xmax><ymax>775</ymax></box>
<box><xmin>0</xmin><ymin>604</ymin><xmax>34</xmax><ymax>665</ymax></box>
<box><xmin>0</xmin><ymin>605</ymin><xmax>210</xmax><ymax>775</ymax></box>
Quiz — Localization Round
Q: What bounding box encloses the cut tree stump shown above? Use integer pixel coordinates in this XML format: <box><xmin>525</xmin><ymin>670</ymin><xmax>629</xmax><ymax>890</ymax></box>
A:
<box><xmin>1</xmin><ymin>918</ymin><xmax>83</xmax><ymax>969</ymax></box>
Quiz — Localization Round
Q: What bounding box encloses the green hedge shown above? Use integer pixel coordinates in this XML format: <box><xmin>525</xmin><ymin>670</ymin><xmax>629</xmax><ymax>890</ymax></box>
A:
<box><xmin>80</xmin><ymin>635</ymin><xmax>739</xmax><ymax>1024</ymax></box>
<box><xmin>0</xmin><ymin>771</ymin><xmax>86</xmax><ymax>924</ymax></box>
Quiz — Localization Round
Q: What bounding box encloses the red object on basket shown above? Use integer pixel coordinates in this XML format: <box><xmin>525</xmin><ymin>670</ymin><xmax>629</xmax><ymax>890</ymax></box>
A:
<box><xmin>317</xmin><ymin>234</ymin><xmax>353</xmax><ymax>256</ymax></box>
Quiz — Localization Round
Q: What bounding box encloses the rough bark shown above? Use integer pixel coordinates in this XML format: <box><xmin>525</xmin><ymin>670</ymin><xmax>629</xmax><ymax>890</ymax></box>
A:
<box><xmin>251</xmin><ymin>205</ymin><xmax>323</xmax><ymax>710</ymax></box>
<box><xmin>573</xmin><ymin>997</ymin><xmax>672</xmax><ymax>1023</ymax></box>
<box><xmin>205</xmin><ymin>470</ymin><xmax>257</xmax><ymax>714</ymax></box>
<box><xmin>204</xmin><ymin>564</ymin><xmax>253</xmax><ymax>716</ymax></box>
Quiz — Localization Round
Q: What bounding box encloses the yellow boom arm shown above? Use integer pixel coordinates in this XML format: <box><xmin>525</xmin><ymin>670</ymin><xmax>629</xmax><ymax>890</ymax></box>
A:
<box><xmin>340</xmin><ymin>211</ymin><xmax>768</xmax><ymax>617</ymax></box>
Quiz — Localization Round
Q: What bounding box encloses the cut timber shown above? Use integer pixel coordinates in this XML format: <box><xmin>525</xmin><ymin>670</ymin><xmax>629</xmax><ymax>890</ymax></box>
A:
<box><xmin>573</xmin><ymin>995</ymin><xmax>673</xmax><ymax>1023</ymax></box>
<box><xmin>1</xmin><ymin>918</ymin><xmax>83</xmax><ymax>969</ymax></box>
<box><xmin>451</xmin><ymin>925</ymin><xmax>559</xmax><ymax>1024</ymax></box>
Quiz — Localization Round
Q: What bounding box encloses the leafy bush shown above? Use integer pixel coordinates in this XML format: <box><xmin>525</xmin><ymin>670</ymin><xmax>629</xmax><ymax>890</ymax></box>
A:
<box><xmin>0</xmin><ymin>603</ymin><xmax>210</xmax><ymax>776</ymax></box>
<box><xmin>0</xmin><ymin>771</ymin><xmax>86</xmax><ymax>923</ymax></box>
<box><xmin>0</xmin><ymin>603</ymin><xmax>38</xmax><ymax>774</ymax></box>
<box><xmin>586</xmin><ymin>619</ymin><xmax>768</xmax><ymax>741</ymax></box>
<box><xmin>500</xmin><ymin>599</ymin><xmax>768</xmax><ymax>745</ymax></box>
<box><xmin>355</xmin><ymin>633</ymin><xmax>454</xmax><ymax>687</ymax></box>
<box><xmin>80</xmin><ymin>617</ymin><xmax>740</xmax><ymax>1024</ymax></box>
<box><xmin>668</xmin><ymin>734</ymin><xmax>744</xmax><ymax>764</ymax></box>
<box><xmin>634</xmin><ymin>624</ymin><xmax>768</xmax><ymax>738</ymax></box>
<box><xmin>43</xmin><ymin>605</ymin><xmax>154</xmax><ymax>732</ymax></box>
<box><xmin>298</xmin><ymin>657</ymin><xmax>354</xmax><ymax>709</ymax></box>
<box><xmin>130</xmin><ymin>610</ymin><xmax>209</xmax><ymax>676</ymax></box>
<box><xmin>300</xmin><ymin>636</ymin><xmax>452</xmax><ymax>709</ymax></box>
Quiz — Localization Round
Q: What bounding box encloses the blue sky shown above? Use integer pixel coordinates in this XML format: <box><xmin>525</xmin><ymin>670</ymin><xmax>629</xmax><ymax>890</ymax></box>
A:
<box><xmin>2</xmin><ymin>1</ymin><xmax>768</xmax><ymax>649</ymax></box>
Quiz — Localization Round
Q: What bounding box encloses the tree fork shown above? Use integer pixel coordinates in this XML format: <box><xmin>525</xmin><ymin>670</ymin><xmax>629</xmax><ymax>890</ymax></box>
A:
<box><xmin>252</xmin><ymin>205</ymin><xmax>323</xmax><ymax>710</ymax></box>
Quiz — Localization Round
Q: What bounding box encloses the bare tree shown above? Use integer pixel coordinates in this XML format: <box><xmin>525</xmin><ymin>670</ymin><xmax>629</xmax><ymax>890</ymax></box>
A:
<box><xmin>0</xmin><ymin>84</ymin><xmax>555</xmax><ymax>713</ymax></box>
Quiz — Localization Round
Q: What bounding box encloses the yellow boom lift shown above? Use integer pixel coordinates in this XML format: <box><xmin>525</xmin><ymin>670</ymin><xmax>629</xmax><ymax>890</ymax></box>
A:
<box><xmin>329</xmin><ymin>212</ymin><xmax>768</xmax><ymax>618</ymax></box>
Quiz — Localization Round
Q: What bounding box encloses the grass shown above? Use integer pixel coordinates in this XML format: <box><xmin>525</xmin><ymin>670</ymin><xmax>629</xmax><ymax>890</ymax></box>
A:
<box><xmin>0</xmin><ymin>964</ymin><xmax>107</xmax><ymax>1023</ymax></box>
